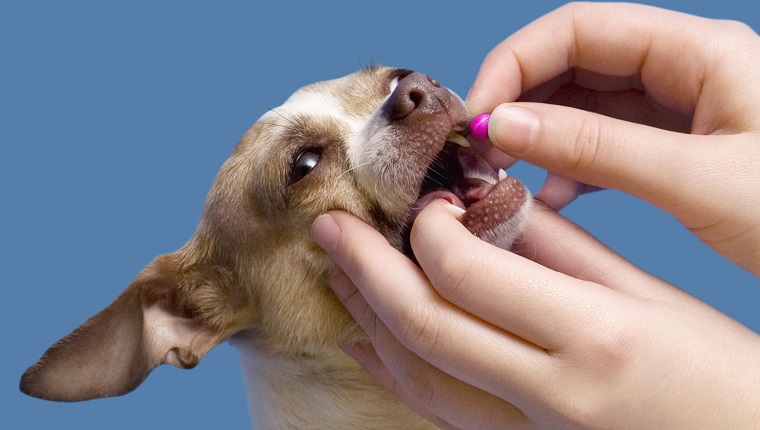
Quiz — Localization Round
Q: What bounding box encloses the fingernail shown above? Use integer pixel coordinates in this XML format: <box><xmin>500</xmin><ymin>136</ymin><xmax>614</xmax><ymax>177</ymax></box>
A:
<box><xmin>311</xmin><ymin>213</ymin><xmax>340</xmax><ymax>253</ymax></box>
<box><xmin>489</xmin><ymin>104</ymin><xmax>540</xmax><ymax>154</ymax></box>
<box><xmin>418</xmin><ymin>197</ymin><xmax>466</xmax><ymax>219</ymax></box>
<box><xmin>443</xmin><ymin>202</ymin><xmax>466</xmax><ymax>219</ymax></box>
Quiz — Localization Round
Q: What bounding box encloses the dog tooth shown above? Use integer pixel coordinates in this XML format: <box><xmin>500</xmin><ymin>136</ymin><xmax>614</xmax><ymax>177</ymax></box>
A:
<box><xmin>498</xmin><ymin>169</ymin><xmax>508</xmax><ymax>181</ymax></box>
<box><xmin>446</xmin><ymin>131</ymin><xmax>470</xmax><ymax>147</ymax></box>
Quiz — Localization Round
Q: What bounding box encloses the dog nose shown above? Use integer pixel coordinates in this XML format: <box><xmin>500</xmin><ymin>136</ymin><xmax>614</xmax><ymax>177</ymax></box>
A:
<box><xmin>383</xmin><ymin>72</ymin><xmax>447</xmax><ymax>121</ymax></box>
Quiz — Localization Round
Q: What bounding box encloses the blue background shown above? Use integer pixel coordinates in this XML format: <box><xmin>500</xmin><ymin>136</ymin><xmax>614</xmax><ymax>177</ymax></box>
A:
<box><xmin>3</xmin><ymin>1</ymin><xmax>758</xmax><ymax>428</ymax></box>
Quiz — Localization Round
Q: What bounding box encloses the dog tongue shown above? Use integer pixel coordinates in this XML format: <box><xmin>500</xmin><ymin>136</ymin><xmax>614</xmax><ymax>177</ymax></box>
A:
<box><xmin>415</xmin><ymin>178</ymin><xmax>498</xmax><ymax>211</ymax></box>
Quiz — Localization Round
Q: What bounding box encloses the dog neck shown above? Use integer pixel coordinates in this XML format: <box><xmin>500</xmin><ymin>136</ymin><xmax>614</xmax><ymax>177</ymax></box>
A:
<box><xmin>234</xmin><ymin>340</ymin><xmax>437</xmax><ymax>430</ymax></box>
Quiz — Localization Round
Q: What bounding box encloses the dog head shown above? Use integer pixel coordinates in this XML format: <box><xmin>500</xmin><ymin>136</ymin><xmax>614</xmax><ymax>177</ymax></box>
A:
<box><xmin>21</xmin><ymin>66</ymin><xmax>530</xmax><ymax>401</ymax></box>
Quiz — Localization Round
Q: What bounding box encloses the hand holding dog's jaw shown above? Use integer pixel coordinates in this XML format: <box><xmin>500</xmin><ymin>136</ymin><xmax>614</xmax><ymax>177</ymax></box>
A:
<box><xmin>315</xmin><ymin>201</ymin><xmax>760</xmax><ymax>430</ymax></box>
<box><xmin>312</xmin><ymin>199</ymin><xmax>536</xmax><ymax>428</ymax></box>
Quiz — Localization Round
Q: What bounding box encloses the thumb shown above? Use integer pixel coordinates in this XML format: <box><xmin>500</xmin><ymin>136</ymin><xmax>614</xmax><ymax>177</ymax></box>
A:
<box><xmin>487</xmin><ymin>102</ymin><xmax>699</xmax><ymax>211</ymax></box>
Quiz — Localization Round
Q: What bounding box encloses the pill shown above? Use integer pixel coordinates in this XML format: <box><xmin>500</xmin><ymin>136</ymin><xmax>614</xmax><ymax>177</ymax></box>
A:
<box><xmin>470</xmin><ymin>113</ymin><xmax>490</xmax><ymax>141</ymax></box>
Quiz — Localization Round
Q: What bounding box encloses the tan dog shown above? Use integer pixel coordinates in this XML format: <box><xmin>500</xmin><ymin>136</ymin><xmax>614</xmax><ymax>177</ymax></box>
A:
<box><xmin>21</xmin><ymin>66</ymin><xmax>531</xmax><ymax>429</ymax></box>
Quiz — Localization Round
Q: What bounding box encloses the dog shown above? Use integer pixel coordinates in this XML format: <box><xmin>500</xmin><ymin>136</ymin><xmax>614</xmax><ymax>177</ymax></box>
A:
<box><xmin>21</xmin><ymin>66</ymin><xmax>531</xmax><ymax>429</ymax></box>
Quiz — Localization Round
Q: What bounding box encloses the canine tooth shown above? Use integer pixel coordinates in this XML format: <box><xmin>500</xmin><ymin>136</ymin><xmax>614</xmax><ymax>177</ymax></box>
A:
<box><xmin>446</xmin><ymin>131</ymin><xmax>470</xmax><ymax>147</ymax></box>
<box><xmin>498</xmin><ymin>169</ymin><xmax>508</xmax><ymax>181</ymax></box>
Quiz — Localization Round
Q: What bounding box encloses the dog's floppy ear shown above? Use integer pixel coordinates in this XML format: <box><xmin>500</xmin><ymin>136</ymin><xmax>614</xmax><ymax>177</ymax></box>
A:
<box><xmin>20</xmin><ymin>252</ymin><xmax>240</xmax><ymax>402</ymax></box>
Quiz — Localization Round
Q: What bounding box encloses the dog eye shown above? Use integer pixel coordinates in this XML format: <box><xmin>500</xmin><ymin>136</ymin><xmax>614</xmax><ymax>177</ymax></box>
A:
<box><xmin>290</xmin><ymin>149</ymin><xmax>322</xmax><ymax>183</ymax></box>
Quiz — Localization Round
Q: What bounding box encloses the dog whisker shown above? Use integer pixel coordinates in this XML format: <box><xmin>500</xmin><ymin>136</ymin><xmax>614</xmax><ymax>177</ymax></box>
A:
<box><xmin>337</xmin><ymin>161</ymin><xmax>372</xmax><ymax>181</ymax></box>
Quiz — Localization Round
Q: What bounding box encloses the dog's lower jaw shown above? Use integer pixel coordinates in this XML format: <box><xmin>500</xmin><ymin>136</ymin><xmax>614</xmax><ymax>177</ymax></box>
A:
<box><xmin>235</xmin><ymin>343</ymin><xmax>437</xmax><ymax>430</ymax></box>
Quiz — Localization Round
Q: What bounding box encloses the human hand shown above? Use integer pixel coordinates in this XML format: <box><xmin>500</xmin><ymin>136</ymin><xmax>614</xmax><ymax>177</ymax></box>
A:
<box><xmin>312</xmin><ymin>201</ymin><xmax>760</xmax><ymax>429</ymax></box>
<box><xmin>466</xmin><ymin>3</ymin><xmax>760</xmax><ymax>275</ymax></box>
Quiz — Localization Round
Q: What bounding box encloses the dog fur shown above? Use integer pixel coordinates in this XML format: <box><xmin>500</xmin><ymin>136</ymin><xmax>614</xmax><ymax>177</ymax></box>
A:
<box><xmin>21</xmin><ymin>66</ymin><xmax>530</xmax><ymax>429</ymax></box>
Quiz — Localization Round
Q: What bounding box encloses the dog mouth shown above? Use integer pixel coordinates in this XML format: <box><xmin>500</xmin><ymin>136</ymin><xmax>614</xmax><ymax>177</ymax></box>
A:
<box><xmin>402</xmin><ymin>126</ymin><xmax>524</xmax><ymax>257</ymax></box>
<box><xmin>416</xmin><ymin>127</ymin><xmax>505</xmax><ymax>212</ymax></box>
<box><xmin>373</xmin><ymin>69</ymin><xmax>529</xmax><ymax>257</ymax></box>
<box><xmin>419</xmin><ymin>131</ymin><xmax>494</xmax><ymax>204</ymax></box>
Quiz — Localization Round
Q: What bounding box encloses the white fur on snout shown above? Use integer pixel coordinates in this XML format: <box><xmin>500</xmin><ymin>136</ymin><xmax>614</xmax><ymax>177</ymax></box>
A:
<box><xmin>348</xmin><ymin>108</ymin><xmax>417</xmax><ymax>212</ymax></box>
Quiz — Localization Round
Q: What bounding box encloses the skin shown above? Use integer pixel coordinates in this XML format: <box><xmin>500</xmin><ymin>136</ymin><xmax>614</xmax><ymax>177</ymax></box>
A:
<box><xmin>312</xmin><ymin>3</ymin><xmax>760</xmax><ymax>429</ymax></box>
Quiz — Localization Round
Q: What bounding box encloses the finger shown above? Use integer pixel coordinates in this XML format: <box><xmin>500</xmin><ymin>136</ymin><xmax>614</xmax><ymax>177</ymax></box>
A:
<box><xmin>471</xmin><ymin>139</ymin><xmax>519</xmax><ymax>171</ymax></box>
<box><xmin>511</xmin><ymin>203</ymin><xmax>673</xmax><ymax>301</ymax></box>
<box><xmin>311</xmin><ymin>212</ymin><xmax>433</xmax><ymax>311</ymax></box>
<box><xmin>313</xmin><ymin>210</ymin><xmax>551</xmax><ymax>402</ymax></box>
<box><xmin>339</xmin><ymin>338</ymin><xmax>530</xmax><ymax>429</ymax></box>
<box><xmin>533</xmin><ymin>173</ymin><xmax>588</xmax><ymax>211</ymax></box>
<box><xmin>411</xmin><ymin>200</ymin><xmax>628</xmax><ymax>351</ymax></box>
<box><xmin>338</xmin><ymin>343</ymin><xmax>463</xmax><ymax>430</ymax></box>
<box><xmin>328</xmin><ymin>271</ymin><xmax>464</xmax><ymax>430</ymax></box>
<box><xmin>539</xmin><ymin>81</ymin><xmax>691</xmax><ymax>133</ymax></box>
<box><xmin>486</xmin><ymin>102</ymin><xmax>724</xmax><ymax>219</ymax></box>
<box><xmin>328</xmin><ymin>258</ymin><xmax>533</xmax><ymax>429</ymax></box>
<box><xmin>466</xmin><ymin>3</ymin><xmax>732</xmax><ymax>116</ymax></box>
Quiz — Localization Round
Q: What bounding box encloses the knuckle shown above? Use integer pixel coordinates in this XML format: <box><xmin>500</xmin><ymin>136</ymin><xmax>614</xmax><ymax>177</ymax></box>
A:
<box><xmin>557</xmin><ymin>2</ymin><xmax>586</xmax><ymax>15</ymax></box>
<box><xmin>395</xmin><ymin>302</ymin><xmax>444</xmax><ymax>358</ymax></box>
<box><xmin>586</xmin><ymin>321</ymin><xmax>633</xmax><ymax>376</ymax></box>
<box><xmin>568</xmin><ymin>115</ymin><xmax>603</xmax><ymax>173</ymax></box>
<box><xmin>551</xmin><ymin>392</ymin><xmax>608</xmax><ymax>429</ymax></box>
<box><xmin>548</xmin><ymin>306</ymin><xmax>637</xmax><ymax>427</ymax></box>
<box><xmin>575</xmin><ymin>302</ymin><xmax>635</xmax><ymax>375</ymax></box>
<box><xmin>715</xmin><ymin>18</ymin><xmax>755</xmax><ymax>36</ymax></box>
<box><xmin>548</xmin><ymin>378</ymin><xmax>611</xmax><ymax>426</ymax></box>
<box><xmin>427</xmin><ymin>242</ymin><xmax>477</xmax><ymax>300</ymax></box>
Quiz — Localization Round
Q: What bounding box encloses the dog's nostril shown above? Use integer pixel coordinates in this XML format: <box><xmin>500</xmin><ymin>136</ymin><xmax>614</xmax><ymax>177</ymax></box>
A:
<box><xmin>409</xmin><ymin>90</ymin><xmax>423</xmax><ymax>108</ymax></box>
<box><xmin>384</xmin><ymin>71</ymin><xmax>446</xmax><ymax>121</ymax></box>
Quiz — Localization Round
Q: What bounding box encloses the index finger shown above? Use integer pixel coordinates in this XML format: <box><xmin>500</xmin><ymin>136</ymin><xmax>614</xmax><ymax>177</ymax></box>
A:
<box><xmin>466</xmin><ymin>3</ymin><xmax>715</xmax><ymax>115</ymax></box>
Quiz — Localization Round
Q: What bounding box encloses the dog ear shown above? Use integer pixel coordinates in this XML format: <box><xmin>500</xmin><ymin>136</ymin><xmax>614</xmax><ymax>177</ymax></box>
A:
<box><xmin>20</xmin><ymin>253</ymin><xmax>239</xmax><ymax>402</ymax></box>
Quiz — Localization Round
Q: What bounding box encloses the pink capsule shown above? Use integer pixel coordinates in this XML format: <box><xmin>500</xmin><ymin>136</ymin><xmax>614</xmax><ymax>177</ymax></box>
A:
<box><xmin>470</xmin><ymin>113</ymin><xmax>490</xmax><ymax>141</ymax></box>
